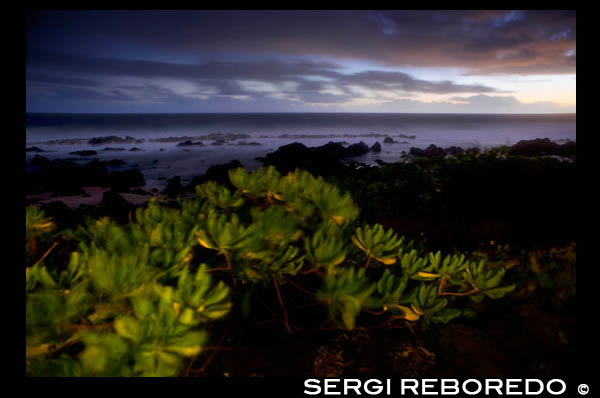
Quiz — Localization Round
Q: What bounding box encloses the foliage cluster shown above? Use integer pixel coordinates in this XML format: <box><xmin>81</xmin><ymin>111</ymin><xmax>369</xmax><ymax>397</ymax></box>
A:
<box><xmin>328</xmin><ymin>150</ymin><xmax>577</xmax><ymax>250</ymax></box>
<box><xmin>26</xmin><ymin>166</ymin><xmax>518</xmax><ymax>376</ymax></box>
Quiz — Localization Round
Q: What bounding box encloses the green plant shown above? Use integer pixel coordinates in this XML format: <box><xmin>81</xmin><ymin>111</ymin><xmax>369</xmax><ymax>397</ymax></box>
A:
<box><xmin>316</xmin><ymin>266</ymin><xmax>376</xmax><ymax>330</ymax></box>
<box><xmin>25</xmin><ymin>205</ymin><xmax>232</xmax><ymax>377</ymax></box>
<box><xmin>463</xmin><ymin>260</ymin><xmax>516</xmax><ymax>302</ymax></box>
<box><xmin>26</xmin><ymin>167</ymin><xmax>521</xmax><ymax>376</ymax></box>
<box><xmin>352</xmin><ymin>224</ymin><xmax>404</xmax><ymax>268</ymax></box>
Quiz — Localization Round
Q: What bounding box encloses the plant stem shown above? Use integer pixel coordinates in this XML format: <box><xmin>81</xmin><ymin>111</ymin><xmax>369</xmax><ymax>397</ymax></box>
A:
<box><xmin>273</xmin><ymin>276</ymin><xmax>292</xmax><ymax>334</ymax></box>
<box><xmin>436</xmin><ymin>278</ymin><xmax>447</xmax><ymax>298</ymax></box>
<box><xmin>222</xmin><ymin>251</ymin><xmax>237</xmax><ymax>290</ymax></box>
<box><xmin>363</xmin><ymin>308</ymin><xmax>386</xmax><ymax>316</ymax></box>
<box><xmin>190</xmin><ymin>328</ymin><xmax>231</xmax><ymax>376</ymax></box>
<box><xmin>364</xmin><ymin>255</ymin><xmax>373</xmax><ymax>270</ymax></box>
<box><xmin>284</xmin><ymin>276</ymin><xmax>315</xmax><ymax>296</ymax></box>
<box><xmin>440</xmin><ymin>288</ymin><xmax>479</xmax><ymax>297</ymax></box>
<box><xmin>205</xmin><ymin>267</ymin><xmax>230</xmax><ymax>273</ymax></box>
<box><xmin>300</xmin><ymin>268</ymin><xmax>325</xmax><ymax>277</ymax></box>
<box><xmin>33</xmin><ymin>241</ymin><xmax>59</xmax><ymax>267</ymax></box>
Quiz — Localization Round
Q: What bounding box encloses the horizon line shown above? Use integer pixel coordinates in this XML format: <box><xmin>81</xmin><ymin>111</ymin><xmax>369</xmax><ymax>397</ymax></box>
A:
<box><xmin>26</xmin><ymin>111</ymin><xmax>577</xmax><ymax>116</ymax></box>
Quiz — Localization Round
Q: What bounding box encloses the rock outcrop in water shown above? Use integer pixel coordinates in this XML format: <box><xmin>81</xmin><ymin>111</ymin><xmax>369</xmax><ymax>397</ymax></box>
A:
<box><xmin>176</xmin><ymin>140</ymin><xmax>205</xmax><ymax>146</ymax></box>
<box><xmin>187</xmin><ymin>160</ymin><xmax>244</xmax><ymax>190</ymax></box>
<box><xmin>409</xmin><ymin>144</ymin><xmax>446</xmax><ymax>157</ymax></box>
<box><xmin>261</xmin><ymin>141</ymin><xmax>372</xmax><ymax>174</ymax></box>
<box><xmin>88</xmin><ymin>136</ymin><xmax>145</xmax><ymax>145</ymax></box>
<box><xmin>69</xmin><ymin>150</ymin><xmax>98</xmax><ymax>157</ymax></box>
<box><xmin>26</xmin><ymin>146</ymin><xmax>47</xmax><ymax>153</ymax></box>
<box><xmin>509</xmin><ymin>138</ymin><xmax>576</xmax><ymax>157</ymax></box>
<box><xmin>108</xmin><ymin>169</ymin><xmax>146</xmax><ymax>193</ymax></box>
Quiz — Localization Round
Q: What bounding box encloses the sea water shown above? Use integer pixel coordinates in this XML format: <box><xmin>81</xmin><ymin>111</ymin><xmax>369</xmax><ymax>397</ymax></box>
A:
<box><xmin>26</xmin><ymin>113</ymin><xmax>576</xmax><ymax>189</ymax></box>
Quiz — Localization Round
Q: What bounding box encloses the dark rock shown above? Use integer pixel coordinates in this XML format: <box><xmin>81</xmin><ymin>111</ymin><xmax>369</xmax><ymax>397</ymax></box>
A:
<box><xmin>88</xmin><ymin>135</ymin><xmax>144</xmax><ymax>145</ymax></box>
<box><xmin>410</xmin><ymin>144</ymin><xmax>445</xmax><ymax>158</ymax></box>
<box><xmin>176</xmin><ymin>140</ymin><xmax>204</xmax><ymax>147</ymax></box>
<box><xmin>409</xmin><ymin>147</ymin><xmax>424</xmax><ymax>156</ymax></box>
<box><xmin>262</xmin><ymin>142</ymin><xmax>311</xmax><ymax>173</ymax></box>
<box><xmin>508</xmin><ymin>138</ymin><xmax>575</xmax><ymax>158</ymax></box>
<box><xmin>26</xmin><ymin>158</ymin><xmax>109</xmax><ymax>196</ymax></box>
<box><xmin>370</xmin><ymin>142</ymin><xmax>382</xmax><ymax>152</ymax></box>
<box><xmin>39</xmin><ymin>201</ymin><xmax>82</xmax><ymax>230</ymax></box>
<box><xmin>398</xmin><ymin>134</ymin><xmax>416</xmax><ymax>139</ymax></box>
<box><xmin>510</xmin><ymin>138</ymin><xmax>557</xmax><ymax>156</ymax></box>
<box><xmin>315</xmin><ymin>142</ymin><xmax>347</xmax><ymax>158</ymax></box>
<box><xmin>159</xmin><ymin>148</ymin><xmax>165</xmax><ymax>151</ymax></box>
<box><xmin>130</xmin><ymin>188</ymin><xmax>153</xmax><ymax>196</ymax></box>
<box><xmin>344</xmin><ymin>142</ymin><xmax>369</xmax><ymax>157</ymax></box>
<box><xmin>69</xmin><ymin>150</ymin><xmax>98</xmax><ymax>156</ymax></box>
<box><xmin>238</xmin><ymin>141</ymin><xmax>262</xmax><ymax>146</ymax></box>
<box><xmin>211</xmin><ymin>139</ymin><xmax>226</xmax><ymax>146</ymax></box>
<box><xmin>383</xmin><ymin>137</ymin><xmax>397</xmax><ymax>144</ymax></box>
<box><xmin>558</xmin><ymin>140</ymin><xmax>576</xmax><ymax>157</ymax></box>
<box><xmin>445</xmin><ymin>146</ymin><xmax>465</xmax><ymax>155</ymax></box>
<box><xmin>262</xmin><ymin>141</ymin><xmax>369</xmax><ymax>175</ymax></box>
<box><xmin>80</xmin><ymin>159</ymin><xmax>110</xmax><ymax>187</ymax></box>
<box><xmin>187</xmin><ymin>160</ymin><xmax>244</xmax><ymax>190</ymax></box>
<box><xmin>164</xmin><ymin>176</ymin><xmax>186</xmax><ymax>197</ymax></box>
<box><xmin>102</xmin><ymin>147</ymin><xmax>126</xmax><ymax>151</ymax></box>
<box><xmin>108</xmin><ymin>169</ymin><xmax>146</xmax><ymax>192</ymax></box>
<box><xmin>129</xmin><ymin>147</ymin><xmax>143</xmax><ymax>152</ymax></box>
<box><xmin>26</xmin><ymin>146</ymin><xmax>46</xmax><ymax>152</ymax></box>
<box><xmin>99</xmin><ymin>191</ymin><xmax>134</xmax><ymax>223</ymax></box>
<box><xmin>106</xmin><ymin>159</ymin><xmax>127</xmax><ymax>166</ymax></box>
<box><xmin>29</xmin><ymin>155</ymin><xmax>53</xmax><ymax>170</ymax></box>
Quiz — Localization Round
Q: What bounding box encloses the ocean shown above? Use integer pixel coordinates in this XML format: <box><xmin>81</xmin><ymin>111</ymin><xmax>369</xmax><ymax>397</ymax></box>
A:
<box><xmin>26</xmin><ymin>113</ymin><xmax>576</xmax><ymax>189</ymax></box>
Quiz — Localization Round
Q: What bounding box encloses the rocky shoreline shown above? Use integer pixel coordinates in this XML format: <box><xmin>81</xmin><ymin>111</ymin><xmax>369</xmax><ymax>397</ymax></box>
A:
<box><xmin>26</xmin><ymin>137</ymin><xmax>575</xmax><ymax>221</ymax></box>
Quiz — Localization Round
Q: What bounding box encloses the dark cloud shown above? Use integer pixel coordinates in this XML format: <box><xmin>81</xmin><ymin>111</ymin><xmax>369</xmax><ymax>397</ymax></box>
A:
<box><xmin>25</xmin><ymin>10</ymin><xmax>575</xmax><ymax>112</ymax></box>
<box><xmin>26</xmin><ymin>49</ymin><xmax>503</xmax><ymax>108</ymax></box>
<box><xmin>27</xmin><ymin>10</ymin><xmax>576</xmax><ymax>75</ymax></box>
<box><xmin>334</xmin><ymin>71</ymin><xmax>501</xmax><ymax>94</ymax></box>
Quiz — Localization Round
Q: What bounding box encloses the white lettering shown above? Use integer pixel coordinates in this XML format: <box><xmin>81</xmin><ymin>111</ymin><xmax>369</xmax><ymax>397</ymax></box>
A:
<box><xmin>364</xmin><ymin>379</ymin><xmax>383</xmax><ymax>395</ymax></box>
<box><xmin>304</xmin><ymin>379</ymin><xmax>321</xmax><ymax>395</ymax></box>
<box><xmin>344</xmin><ymin>379</ymin><xmax>361</xmax><ymax>395</ymax></box>
<box><xmin>422</xmin><ymin>379</ymin><xmax>438</xmax><ymax>395</ymax></box>
<box><xmin>462</xmin><ymin>379</ymin><xmax>482</xmax><ymax>395</ymax></box>
<box><xmin>506</xmin><ymin>379</ymin><xmax>522</xmax><ymax>395</ymax></box>
<box><xmin>441</xmin><ymin>379</ymin><xmax>459</xmax><ymax>395</ymax></box>
<box><xmin>401</xmin><ymin>379</ymin><xmax>419</xmax><ymax>395</ymax></box>
<box><xmin>546</xmin><ymin>379</ymin><xmax>566</xmax><ymax>395</ymax></box>
<box><xmin>486</xmin><ymin>379</ymin><xmax>503</xmax><ymax>395</ymax></box>
<box><xmin>324</xmin><ymin>379</ymin><xmax>341</xmax><ymax>395</ymax></box>
<box><xmin>525</xmin><ymin>379</ymin><xmax>544</xmax><ymax>395</ymax></box>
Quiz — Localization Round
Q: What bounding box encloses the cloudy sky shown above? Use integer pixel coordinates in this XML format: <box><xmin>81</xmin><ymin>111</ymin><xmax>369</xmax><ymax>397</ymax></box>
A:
<box><xmin>26</xmin><ymin>10</ymin><xmax>576</xmax><ymax>113</ymax></box>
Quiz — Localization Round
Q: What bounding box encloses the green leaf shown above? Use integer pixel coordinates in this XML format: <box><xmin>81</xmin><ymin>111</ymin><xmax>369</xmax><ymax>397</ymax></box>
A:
<box><xmin>114</xmin><ymin>316</ymin><xmax>142</xmax><ymax>342</ymax></box>
<box><xmin>482</xmin><ymin>284</ymin><xmax>516</xmax><ymax>299</ymax></box>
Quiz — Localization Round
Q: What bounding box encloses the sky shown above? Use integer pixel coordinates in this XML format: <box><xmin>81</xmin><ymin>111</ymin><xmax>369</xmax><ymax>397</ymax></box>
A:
<box><xmin>26</xmin><ymin>10</ymin><xmax>576</xmax><ymax>114</ymax></box>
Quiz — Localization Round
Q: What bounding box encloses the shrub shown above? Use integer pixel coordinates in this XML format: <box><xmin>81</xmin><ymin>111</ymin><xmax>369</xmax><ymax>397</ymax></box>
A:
<box><xmin>26</xmin><ymin>167</ymin><xmax>517</xmax><ymax>376</ymax></box>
